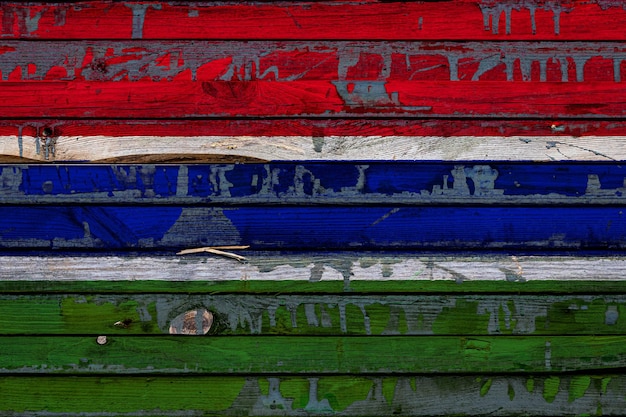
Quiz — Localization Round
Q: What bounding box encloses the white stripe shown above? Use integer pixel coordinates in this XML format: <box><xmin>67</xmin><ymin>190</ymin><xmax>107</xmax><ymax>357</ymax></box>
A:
<box><xmin>1</xmin><ymin>254</ymin><xmax>625</xmax><ymax>282</ymax></box>
<box><xmin>0</xmin><ymin>135</ymin><xmax>623</xmax><ymax>162</ymax></box>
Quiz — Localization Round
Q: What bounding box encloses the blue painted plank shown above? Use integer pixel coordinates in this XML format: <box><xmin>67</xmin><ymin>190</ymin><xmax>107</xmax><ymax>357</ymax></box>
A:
<box><xmin>1</xmin><ymin>162</ymin><xmax>625</xmax><ymax>205</ymax></box>
<box><xmin>1</xmin><ymin>206</ymin><xmax>624</xmax><ymax>250</ymax></box>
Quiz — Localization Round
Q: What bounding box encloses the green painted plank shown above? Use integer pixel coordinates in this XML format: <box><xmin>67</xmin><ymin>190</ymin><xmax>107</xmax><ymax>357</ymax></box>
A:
<box><xmin>1</xmin><ymin>294</ymin><xmax>626</xmax><ymax>336</ymax></box>
<box><xmin>2</xmin><ymin>335</ymin><xmax>625</xmax><ymax>374</ymax></box>
<box><xmin>0</xmin><ymin>374</ymin><xmax>623</xmax><ymax>416</ymax></box>
<box><xmin>2</xmin><ymin>280</ymin><xmax>626</xmax><ymax>294</ymax></box>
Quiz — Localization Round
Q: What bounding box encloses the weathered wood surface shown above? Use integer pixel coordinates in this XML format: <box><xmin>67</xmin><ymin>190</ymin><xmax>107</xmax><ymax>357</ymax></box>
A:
<box><xmin>4</xmin><ymin>0</ymin><xmax>626</xmax><ymax>416</ymax></box>
<box><xmin>1</xmin><ymin>41</ymin><xmax>623</xmax><ymax>83</ymax></box>
<box><xmin>1</xmin><ymin>1</ymin><xmax>626</xmax><ymax>41</ymax></box>
<box><xmin>2</xmin><ymin>253</ymin><xmax>626</xmax><ymax>293</ymax></box>
<box><xmin>4</xmin><ymin>119</ymin><xmax>626</xmax><ymax>160</ymax></box>
<box><xmin>2</xmin><ymin>251</ymin><xmax>626</xmax><ymax>417</ymax></box>
<box><xmin>3</xmin><ymin>205</ymin><xmax>626</xmax><ymax>249</ymax></box>
<box><xmin>3</xmin><ymin>38</ymin><xmax>625</xmax><ymax>121</ymax></box>
<box><xmin>2</xmin><ymin>293</ymin><xmax>626</xmax><ymax>336</ymax></box>
<box><xmin>0</xmin><ymin>375</ymin><xmax>622</xmax><ymax>416</ymax></box>
<box><xmin>4</xmin><ymin>162</ymin><xmax>626</xmax><ymax>205</ymax></box>
<box><xmin>2</xmin><ymin>134</ymin><xmax>626</xmax><ymax>163</ymax></box>
<box><xmin>1</xmin><ymin>5</ymin><xmax>626</xmax><ymax>163</ymax></box>
<box><xmin>3</xmin><ymin>335</ymin><xmax>626</xmax><ymax>374</ymax></box>
<box><xmin>2</xmin><ymin>162</ymin><xmax>626</xmax><ymax>250</ymax></box>
<box><xmin>3</xmin><ymin>80</ymin><xmax>626</xmax><ymax>119</ymax></box>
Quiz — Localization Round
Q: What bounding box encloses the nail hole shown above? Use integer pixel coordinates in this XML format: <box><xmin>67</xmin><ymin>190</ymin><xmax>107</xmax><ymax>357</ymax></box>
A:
<box><xmin>96</xmin><ymin>335</ymin><xmax>108</xmax><ymax>345</ymax></box>
<box><xmin>169</xmin><ymin>309</ymin><xmax>213</xmax><ymax>335</ymax></box>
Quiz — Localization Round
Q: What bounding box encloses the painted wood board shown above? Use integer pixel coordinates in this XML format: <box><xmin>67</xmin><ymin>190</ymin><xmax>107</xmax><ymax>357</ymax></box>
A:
<box><xmin>2</xmin><ymin>205</ymin><xmax>626</xmax><ymax>250</ymax></box>
<box><xmin>1</xmin><ymin>293</ymin><xmax>624</xmax><ymax>336</ymax></box>
<box><xmin>3</xmin><ymin>335</ymin><xmax>625</xmax><ymax>374</ymax></box>
<box><xmin>1</xmin><ymin>162</ymin><xmax>626</xmax><ymax>250</ymax></box>
<box><xmin>0</xmin><ymin>374</ymin><xmax>621</xmax><ymax>416</ymax></box>
<box><xmin>1</xmin><ymin>1</ymin><xmax>626</xmax><ymax>41</ymax></box>
<box><xmin>1</xmin><ymin>41</ymin><xmax>622</xmax><ymax>83</ymax></box>
<box><xmin>3</xmin><ymin>0</ymin><xmax>626</xmax><ymax>415</ymax></box>
<box><xmin>1</xmin><ymin>80</ymin><xmax>625</xmax><ymax>119</ymax></box>
<box><xmin>3</xmin><ymin>162</ymin><xmax>626</xmax><ymax>205</ymax></box>
<box><xmin>1</xmin><ymin>253</ymin><xmax>625</xmax><ymax>293</ymax></box>
<box><xmin>2</xmin><ymin>135</ymin><xmax>625</xmax><ymax>163</ymax></box>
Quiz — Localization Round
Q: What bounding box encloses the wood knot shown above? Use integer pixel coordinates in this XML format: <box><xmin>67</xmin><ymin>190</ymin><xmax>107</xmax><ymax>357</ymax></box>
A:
<box><xmin>169</xmin><ymin>309</ymin><xmax>214</xmax><ymax>335</ymax></box>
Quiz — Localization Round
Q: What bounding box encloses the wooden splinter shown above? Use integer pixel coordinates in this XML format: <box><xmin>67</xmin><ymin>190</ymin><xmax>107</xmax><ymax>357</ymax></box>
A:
<box><xmin>176</xmin><ymin>246</ymin><xmax>250</xmax><ymax>262</ymax></box>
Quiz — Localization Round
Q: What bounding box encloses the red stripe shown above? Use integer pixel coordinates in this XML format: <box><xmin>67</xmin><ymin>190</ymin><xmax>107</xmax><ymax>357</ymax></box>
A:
<box><xmin>0</xmin><ymin>119</ymin><xmax>622</xmax><ymax>138</ymax></box>
<box><xmin>1</xmin><ymin>2</ymin><xmax>626</xmax><ymax>41</ymax></box>
<box><xmin>1</xmin><ymin>80</ymin><xmax>624</xmax><ymax>118</ymax></box>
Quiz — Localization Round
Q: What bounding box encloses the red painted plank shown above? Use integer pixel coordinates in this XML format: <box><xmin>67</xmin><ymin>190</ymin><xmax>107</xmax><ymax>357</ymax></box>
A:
<box><xmin>2</xmin><ymin>1</ymin><xmax>626</xmax><ymax>41</ymax></box>
<box><xmin>1</xmin><ymin>80</ymin><xmax>624</xmax><ymax>119</ymax></box>
<box><xmin>2</xmin><ymin>119</ymin><xmax>623</xmax><ymax>138</ymax></box>
<box><xmin>1</xmin><ymin>41</ymin><xmax>624</xmax><ymax>83</ymax></box>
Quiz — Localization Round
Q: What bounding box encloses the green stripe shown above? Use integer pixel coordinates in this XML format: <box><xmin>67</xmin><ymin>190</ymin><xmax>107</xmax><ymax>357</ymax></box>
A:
<box><xmin>1</xmin><ymin>280</ymin><xmax>626</xmax><ymax>294</ymax></box>
<box><xmin>0</xmin><ymin>294</ymin><xmax>625</xmax><ymax>336</ymax></box>
<box><xmin>1</xmin><ymin>335</ymin><xmax>625</xmax><ymax>374</ymax></box>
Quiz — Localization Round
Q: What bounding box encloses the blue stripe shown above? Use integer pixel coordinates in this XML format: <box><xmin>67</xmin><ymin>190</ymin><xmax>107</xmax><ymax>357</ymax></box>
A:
<box><xmin>2</xmin><ymin>162</ymin><xmax>625</xmax><ymax>204</ymax></box>
<box><xmin>0</xmin><ymin>206</ymin><xmax>624</xmax><ymax>250</ymax></box>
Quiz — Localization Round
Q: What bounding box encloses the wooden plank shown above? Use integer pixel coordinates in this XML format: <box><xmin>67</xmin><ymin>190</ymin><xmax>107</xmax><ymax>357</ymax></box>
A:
<box><xmin>1</xmin><ymin>205</ymin><xmax>625</xmax><ymax>250</ymax></box>
<box><xmin>2</xmin><ymin>335</ymin><xmax>626</xmax><ymax>374</ymax></box>
<box><xmin>1</xmin><ymin>253</ymin><xmax>626</xmax><ymax>294</ymax></box>
<box><xmin>2</xmin><ymin>135</ymin><xmax>626</xmax><ymax>163</ymax></box>
<box><xmin>1</xmin><ymin>41</ymin><xmax>624</xmax><ymax>83</ymax></box>
<box><xmin>0</xmin><ymin>374</ymin><xmax>622</xmax><ymax>416</ymax></box>
<box><xmin>3</xmin><ymin>162</ymin><xmax>626</xmax><ymax>205</ymax></box>
<box><xmin>2</xmin><ymin>293</ymin><xmax>626</xmax><ymax>336</ymax></box>
<box><xmin>1</xmin><ymin>80</ymin><xmax>625</xmax><ymax>118</ymax></box>
<box><xmin>2</xmin><ymin>1</ymin><xmax>626</xmax><ymax>41</ymax></box>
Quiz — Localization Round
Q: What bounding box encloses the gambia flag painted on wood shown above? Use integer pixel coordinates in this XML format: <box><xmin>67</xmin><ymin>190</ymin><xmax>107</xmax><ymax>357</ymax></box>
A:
<box><xmin>0</xmin><ymin>0</ymin><xmax>626</xmax><ymax>250</ymax></box>
<box><xmin>5</xmin><ymin>3</ymin><xmax>626</xmax><ymax>417</ymax></box>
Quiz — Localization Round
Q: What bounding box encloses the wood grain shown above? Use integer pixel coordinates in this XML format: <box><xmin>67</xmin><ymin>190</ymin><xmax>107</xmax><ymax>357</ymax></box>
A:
<box><xmin>3</xmin><ymin>0</ymin><xmax>626</xmax><ymax>415</ymax></box>
<box><xmin>2</xmin><ymin>135</ymin><xmax>626</xmax><ymax>163</ymax></box>
<box><xmin>1</xmin><ymin>80</ymin><xmax>625</xmax><ymax>119</ymax></box>
<box><xmin>1</xmin><ymin>253</ymin><xmax>626</xmax><ymax>294</ymax></box>
<box><xmin>2</xmin><ymin>335</ymin><xmax>625</xmax><ymax>374</ymax></box>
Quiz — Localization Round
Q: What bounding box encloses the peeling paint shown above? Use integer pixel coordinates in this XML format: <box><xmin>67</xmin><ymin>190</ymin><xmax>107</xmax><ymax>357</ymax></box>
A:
<box><xmin>479</xmin><ymin>1</ymin><xmax>568</xmax><ymax>36</ymax></box>
<box><xmin>124</xmin><ymin>3</ymin><xmax>162</xmax><ymax>39</ymax></box>
<box><xmin>0</xmin><ymin>166</ymin><xmax>22</xmax><ymax>195</ymax></box>
<box><xmin>159</xmin><ymin>207</ymin><xmax>241</xmax><ymax>247</ymax></box>
<box><xmin>543</xmin><ymin>376</ymin><xmax>560</xmax><ymax>403</ymax></box>
<box><xmin>0</xmin><ymin>41</ymin><xmax>623</xmax><ymax>85</ymax></box>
